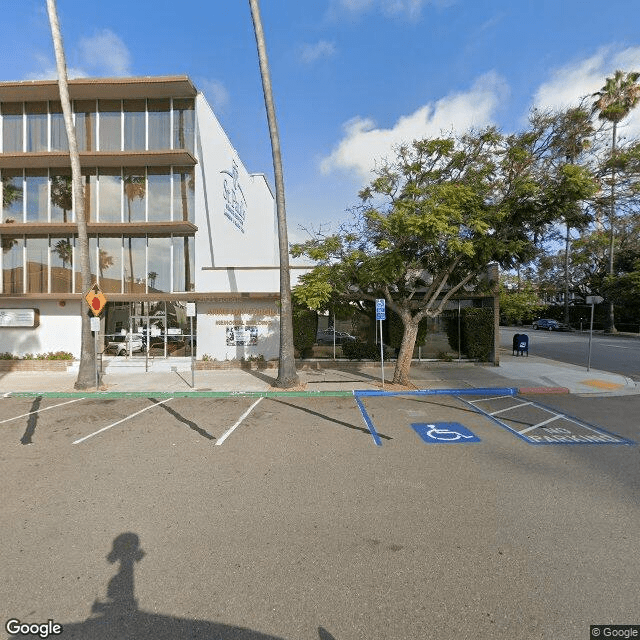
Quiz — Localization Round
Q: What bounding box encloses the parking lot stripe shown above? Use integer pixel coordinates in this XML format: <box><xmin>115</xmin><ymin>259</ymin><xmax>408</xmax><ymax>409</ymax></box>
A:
<box><xmin>72</xmin><ymin>398</ymin><xmax>173</xmax><ymax>444</ymax></box>
<box><xmin>215</xmin><ymin>397</ymin><xmax>263</xmax><ymax>446</ymax></box>
<box><xmin>353</xmin><ymin>394</ymin><xmax>383</xmax><ymax>447</ymax></box>
<box><xmin>489</xmin><ymin>401</ymin><xmax>534</xmax><ymax>416</ymax></box>
<box><xmin>0</xmin><ymin>397</ymin><xmax>86</xmax><ymax>425</ymax></box>
<box><xmin>519</xmin><ymin>415</ymin><xmax>562</xmax><ymax>434</ymax></box>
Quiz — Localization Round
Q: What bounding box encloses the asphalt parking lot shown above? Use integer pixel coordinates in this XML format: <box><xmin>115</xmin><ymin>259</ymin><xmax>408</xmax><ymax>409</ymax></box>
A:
<box><xmin>2</xmin><ymin>392</ymin><xmax>639</xmax><ymax>640</ymax></box>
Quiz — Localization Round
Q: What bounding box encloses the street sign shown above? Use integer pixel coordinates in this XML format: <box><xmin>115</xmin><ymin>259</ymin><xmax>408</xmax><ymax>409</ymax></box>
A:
<box><xmin>90</xmin><ymin>317</ymin><xmax>100</xmax><ymax>332</ymax></box>
<box><xmin>375</xmin><ymin>298</ymin><xmax>386</xmax><ymax>321</ymax></box>
<box><xmin>586</xmin><ymin>295</ymin><xmax>604</xmax><ymax>304</ymax></box>
<box><xmin>85</xmin><ymin>283</ymin><xmax>107</xmax><ymax>316</ymax></box>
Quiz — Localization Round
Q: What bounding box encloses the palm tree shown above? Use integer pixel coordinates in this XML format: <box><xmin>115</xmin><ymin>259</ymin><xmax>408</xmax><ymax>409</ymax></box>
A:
<box><xmin>124</xmin><ymin>173</ymin><xmax>145</xmax><ymax>292</ymax></box>
<box><xmin>248</xmin><ymin>0</ymin><xmax>299</xmax><ymax>387</ymax></box>
<box><xmin>46</xmin><ymin>0</ymin><xmax>95</xmax><ymax>388</ymax></box>
<box><xmin>592</xmin><ymin>70</ymin><xmax>640</xmax><ymax>332</ymax></box>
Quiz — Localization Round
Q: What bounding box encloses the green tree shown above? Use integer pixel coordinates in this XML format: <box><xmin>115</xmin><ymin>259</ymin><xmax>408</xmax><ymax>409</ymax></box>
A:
<box><xmin>46</xmin><ymin>0</ymin><xmax>94</xmax><ymax>389</ymax></box>
<box><xmin>499</xmin><ymin>282</ymin><xmax>544</xmax><ymax>326</ymax></box>
<box><xmin>293</xmin><ymin>128</ymin><xmax>563</xmax><ymax>385</ymax></box>
<box><xmin>248</xmin><ymin>0</ymin><xmax>299</xmax><ymax>387</ymax></box>
<box><xmin>592</xmin><ymin>69</ymin><xmax>640</xmax><ymax>332</ymax></box>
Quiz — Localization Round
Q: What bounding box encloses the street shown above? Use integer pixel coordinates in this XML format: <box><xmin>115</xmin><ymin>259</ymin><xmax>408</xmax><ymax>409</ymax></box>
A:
<box><xmin>501</xmin><ymin>327</ymin><xmax>640</xmax><ymax>380</ymax></box>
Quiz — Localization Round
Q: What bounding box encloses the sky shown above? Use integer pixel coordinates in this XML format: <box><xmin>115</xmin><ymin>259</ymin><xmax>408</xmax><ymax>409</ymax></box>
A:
<box><xmin>2</xmin><ymin>0</ymin><xmax>640</xmax><ymax>244</ymax></box>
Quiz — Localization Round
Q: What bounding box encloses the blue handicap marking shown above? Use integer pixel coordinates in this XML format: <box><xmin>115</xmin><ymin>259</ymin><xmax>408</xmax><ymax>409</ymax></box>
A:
<box><xmin>412</xmin><ymin>422</ymin><xmax>481</xmax><ymax>444</ymax></box>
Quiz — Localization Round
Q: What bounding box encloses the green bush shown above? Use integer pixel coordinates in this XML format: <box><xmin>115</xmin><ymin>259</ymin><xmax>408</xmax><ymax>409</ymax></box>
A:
<box><xmin>386</xmin><ymin>310</ymin><xmax>428</xmax><ymax>350</ymax></box>
<box><xmin>445</xmin><ymin>307</ymin><xmax>494</xmax><ymax>361</ymax></box>
<box><xmin>292</xmin><ymin>306</ymin><xmax>318</xmax><ymax>358</ymax></box>
<box><xmin>341</xmin><ymin>340</ymin><xmax>381</xmax><ymax>360</ymax></box>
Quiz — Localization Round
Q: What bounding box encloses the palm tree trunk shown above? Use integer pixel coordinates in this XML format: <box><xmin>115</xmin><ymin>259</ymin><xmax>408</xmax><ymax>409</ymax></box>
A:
<box><xmin>248</xmin><ymin>0</ymin><xmax>299</xmax><ymax>387</ymax></box>
<box><xmin>46</xmin><ymin>0</ymin><xmax>96</xmax><ymax>389</ymax></box>
<box><xmin>607</xmin><ymin>121</ymin><xmax>617</xmax><ymax>333</ymax></box>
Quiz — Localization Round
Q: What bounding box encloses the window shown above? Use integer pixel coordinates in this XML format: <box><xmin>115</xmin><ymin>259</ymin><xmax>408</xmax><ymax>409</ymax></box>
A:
<box><xmin>123</xmin><ymin>169</ymin><xmax>146</xmax><ymax>222</ymax></box>
<box><xmin>26</xmin><ymin>102</ymin><xmax>48</xmax><ymax>152</ymax></box>
<box><xmin>25</xmin><ymin>170</ymin><xmax>48</xmax><ymax>222</ymax></box>
<box><xmin>147</xmin><ymin>167</ymin><xmax>171</xmax><ymax>222</ymax></box>
<box><xmin>147</xmin><ymin>237</ymin><xmax>171</xmax><ymax>292</ymax></box>
<box><xmin>50</xmin><ymin>237</ymin><xmax>73</xmax><ymax>293</ymax></box>
<box><xmin>123</xmin><ymin>99</ymin><xmax>146</xmax><ymax>151</ymax></box>
<box><xmin>50</xmin><ymin>170</ymin><xmax>72</xmax><ymax>222</ymax></box>
<box><xmin>98</xmin><ymin>236</ymin><xmax>122</xmax><ymax>293</ymax></box>
<box><xmin>2</xmin><ymin>170</ymin><xmax>23</xmax><ymax>222</ymax></box>
<box><xmin>148</xmin><ymin>99</ymin><xmax>170</xmax><ymax>150</ymax></box>
<box><xmin>50</xmin><ymin>101</ymin><xmax>68</xmax><ymax>151</ymax></box>
<box><xmin>26</xmin><ymin>237</ymin><xmax>48</xmax><ymax>293</ymax></box>
<box><xmin>98</xmin><ymin>168</ymin><xmax>122</xmax><ymax>222</ymax></box>
<box><xmin>74</xmin><ymin>100</ymin><xmax>95</xmax><ymax>151</ymax></box>
<box><xmin>2</xmin><ymin>103</ymin><xmax>23</xmax><ymax>153</ymax></box>
<box><xmin>82</xmin><ymin>168</ymin><xmax>97</xmax><ymax>222</ymax></box>
<box><xmin>173</xmin><ymin>99</ymin><xmax>194</xmax><ymax>153</ymax></box>
<box><xmin>2</xmin><ymin>236</ymin><xmax>23</xmax><ymax>294</ymax></box>
<box><xmin>172</xmin><ymin>235</ymin><xmax>194</xmax><ymax>292</ymax></box>
<box><xmin>124</xmin><ymin>236</ymin><xmax>146</xmax><ymax>293</ymax></box>
<box><xmin>75</xmin><ymin>237</ymin><xmax>98</xmax><ymax>292</ymax></box>
<box><xmin>172</xmin><ymin>167</ymin><xmax>194</xmax><ymax>222</ymax></box>
<box><xmin>98</xmin><ymin>99</ymin><xmax>121</xmax><ymax>151</ymax></box>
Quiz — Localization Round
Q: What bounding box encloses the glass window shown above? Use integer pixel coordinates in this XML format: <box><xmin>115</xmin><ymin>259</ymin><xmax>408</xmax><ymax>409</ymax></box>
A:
<box><xmin>82</xmin><ymin>168</ymin><xmax>97</xmax><ymax>222</ymax></box>
<box><xmin>50</xmin><ymin>170</ymin><xmax>72</xmax><ymax>222</ymax></box>
<box><xmin>172</xmin><ymin>167</ymin><xmax>195</xmax><ymax>222</ymax></box>
<box><xmin>147</xmin><ymin>237</ymin><xmax>171</xmax><ymax>293</ymax></box>
<box><xmin>26</xmin><ymin>102</ymin><xmax>48</xmax><ymax>152</ymax></box>
<box><xmin>98</xmin><ymin>236</ymin><xmax>122</xmax><ymax>293</ymax></box>
<box><xmin>26</xmin><ymin>237</ymin><xmax>48</xmax><ymax>293</ymax></box>
<box><xmin>148</xmin><ymin>167</ymin><xmax>171</xmax><ymax>222</ymax></box>
<box><xmin>74</xmin><ymin>100</ymin><xmax>96</xmax><ymax>152</ymax></box>
<box><xmin>2</xmin><ymin>103</ymin><xmax>23</xmax><ymax>153</ymax></box>
<box><xmin>98</xmin><ymin>168</ymin><xmax>122</xmax><ymax>222</ymax></box>
<box><xmin>25</xmin><ymin>170</ymin><xmax>48</xmax><ymax>222</ymax></box>
<box><xmin>173</xmin><ymin>99</ymin><xmax>194</xmax><ymax>153</ymax></box>
<box><xmin>50</xmin><ymin>237</ymin><xmax>73</xmax><ymax>293</ymax></box>
<box><xmin>50</xmin><ymin>101</ymin><xmax>68</xmax><ymax>151</ymax></box>
<box><xmin>2</xmin><ymin>236</ymin><xmax>23</xmax><ymax>294</ymax></box>
<box><xmin>2</xmin><ymin>170</ymin><xmax>24</xmax><ymax>222</ymax></box>
<box><xmin>172</xmin><ymin>235</ymin><xmax>194</xmax><ymax>292</ymax></box>
<box><xmin>123</xmin><ymin>99</ymin><xmax>146</xmax><ymax>151</ymax></box>
<box><xmin>75</xmin><ymin>237</ymin><xmax>98</xmax><ymax>292</ymax></box>
<box><xmin>98</xmin><ymin>99</ymin><xmax>121</xmax><ymax>151</ymax></box>
<box><xmin>148</xmin><ymin>99</ymin><xmax>170</xmax><ymax>150</ymax></box>
<box><xmin>123</xmin><ymin>169</ymin><xmax>146</xmax><ymax>222</ymax></box>
<box><xmin>124</xmin><ymin>236</ymin><xmax>146</xmax><ymax>293</ymax></box>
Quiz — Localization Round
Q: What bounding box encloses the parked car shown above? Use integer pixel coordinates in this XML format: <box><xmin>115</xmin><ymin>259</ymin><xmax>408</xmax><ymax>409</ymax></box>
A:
<box><xmin>532</xmin><ymin>318</ymin><xmax>571</xmax><ymax>331</ymax></box>
<box><xmin>105</xmin><ymin>333</ymin><xmax>146</xmax><ymax>355</ymax></box>
<box><xmin>316</xmin><ymin>330</ymin><xmax>358</xmax><ymax>345</ymax></box>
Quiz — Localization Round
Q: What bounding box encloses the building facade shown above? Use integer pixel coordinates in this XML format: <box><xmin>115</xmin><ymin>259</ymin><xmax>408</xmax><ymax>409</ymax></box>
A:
<box><xmin>0</xmin><ymin>76</ymin><xmax>290</xmax><ymax>363</ymax></box>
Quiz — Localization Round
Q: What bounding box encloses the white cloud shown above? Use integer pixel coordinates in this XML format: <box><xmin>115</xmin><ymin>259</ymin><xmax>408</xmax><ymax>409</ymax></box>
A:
<box><xmin>333</xmin><ymin>0</ymin><xmax>455</xmax><ymax>20</ymax></box>
<box><xmin>321</xmin><ymin>71</ymin><xmax>508</xmax><ymax>179</ymax></box>
<box><xmin>299</xmin><ymin>40</ymin><xmax>337</xmax><ymax>64</ymax></box>
<box><xmin>198</xmin><ymin>79</ymin><xmax>230</xmax><ymax>112</ymax></box>
<box><xmin>78</xmin><ymin>29</ymin><xmax>131</xmax><ymax>76</ymax></box>
<box><xmin>25</xmin><ymin>54</ymin><xmax>86</xmax><ymax>81</ymax></box>
<box><xmin>533</xmin><ymin>45</ymin><xmax>640</xmax><ymax>138</ymax></box>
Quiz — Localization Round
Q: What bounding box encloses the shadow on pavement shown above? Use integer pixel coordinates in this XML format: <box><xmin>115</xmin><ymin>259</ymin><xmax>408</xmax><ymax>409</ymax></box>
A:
<box><xmin>21</xmin><ymin>532</ymin><xmax>337</xmax><ymax>639</ymax></box>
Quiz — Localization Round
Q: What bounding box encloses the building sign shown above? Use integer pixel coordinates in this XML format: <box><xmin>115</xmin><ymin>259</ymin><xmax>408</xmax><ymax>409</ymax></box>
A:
<box><xmin>0</xmin><ymin>308</ymin><xmax>39</xmax><ymax>328</ymax></box>
<box><xmin>226</xmin><ymin>325</ymin><xmax>259</xmax><ymax>346</ymax></box>
<box><xmin>221</xmin><ymin>160</ymin><xmax>247</xmax><ymax>233</ymax></box>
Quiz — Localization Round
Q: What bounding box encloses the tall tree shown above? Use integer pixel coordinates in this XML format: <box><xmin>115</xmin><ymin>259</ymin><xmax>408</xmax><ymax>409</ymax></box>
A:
<box><xmin>248</xmin><ymin>0</ymin><xmax>299</xmax><ymax>387</ymax></box>
<box><xmin>592</xmin><ymin>69</ymin><xmax>640</xmax><ymax>332</ymax></box>
<box><xmin>46</xmin><ymin>0</ymin><xmax>95</xmax><ymax>389</ymax></box>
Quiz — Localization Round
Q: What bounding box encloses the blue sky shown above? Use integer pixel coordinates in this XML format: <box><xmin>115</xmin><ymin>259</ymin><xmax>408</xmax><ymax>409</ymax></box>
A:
<box><xmin>2</xmin><ymin>0</ymin><xmax>640</xmax><ymax>243</ymax></box>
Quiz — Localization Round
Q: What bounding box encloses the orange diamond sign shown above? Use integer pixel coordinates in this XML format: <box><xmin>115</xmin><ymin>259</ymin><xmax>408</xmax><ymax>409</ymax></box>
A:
<box><xmin>85</xmin><ymin>283</ymin><xmax>107</xmax><ymax>316</ymax></box>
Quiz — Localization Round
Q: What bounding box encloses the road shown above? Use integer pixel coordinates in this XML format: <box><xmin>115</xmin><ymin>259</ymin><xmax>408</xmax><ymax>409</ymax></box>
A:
<box><xmin>501</xmin><ymin>326</ymin><xmax>640</xmax><ymax>380</ymax></box>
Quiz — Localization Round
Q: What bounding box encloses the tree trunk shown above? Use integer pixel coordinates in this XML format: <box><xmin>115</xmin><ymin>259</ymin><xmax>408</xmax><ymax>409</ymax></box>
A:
<box><xmin>563</xmin><ymin>223</ymin><xmax>570</xmax><ymax>325</ymax></box>
<box><xmin>248</xmin><ymin>0</ymin><xmax>299</xmax><ymax>387</ymax></box>
<box><xmin>46</xmin><ymin>0</ymin><xmax>96</xmax><ymax>389</ymax></box>
<box><xmin>392</xmin><ymin>319</ymin><xmax>419</xmax><ymax>386</ymax></box>
<box><xmin>606</xmin><ymin>121</ymin><xmax>617</xmax><ymax>333</ymax></box>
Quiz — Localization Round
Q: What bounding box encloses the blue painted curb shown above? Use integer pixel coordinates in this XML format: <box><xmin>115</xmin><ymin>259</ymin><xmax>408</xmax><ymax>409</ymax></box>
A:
<box><xmin>353</xmin><ymin>387</ymin><xmax>518</xmax><ymax>398</ymax></box>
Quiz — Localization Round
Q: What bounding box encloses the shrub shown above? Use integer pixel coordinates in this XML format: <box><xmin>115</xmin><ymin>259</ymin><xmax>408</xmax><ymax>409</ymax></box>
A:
<box><xmin>463</xmin><ymin>307</ymin><xmax>494</xmax><ymax>361</ymax></box>
<box><xmin>293</xmin><ymin>306</ymin><xmax>318</xmax><ymax>358</ymax></box>
<box><xmin>386</xmin><ymin>310</ymin><xmax>429</xmax><ymax>350</ymax></box>
<box><xmin>341</xmin><ymin>340</ymin><xmax>381</xmax><ymax>360</ymax></box>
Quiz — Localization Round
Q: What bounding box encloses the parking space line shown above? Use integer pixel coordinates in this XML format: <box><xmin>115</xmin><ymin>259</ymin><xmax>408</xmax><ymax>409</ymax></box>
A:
<box><xmin>0</xmin><ymin>397</ymin><xmax>86</xmax><ymax>425</ymax></box>
<box><xmin>466</xmin><ymin>395</ymin><xmax>514</xmax><ymax>404</ymax></box>
<box><xmin>215</xmin><ymin>397</ymin><xmax>263</xmax><ymax>446</ymax></box>
<box><xmin>72</xmin><ymin>398</ymin><xmax>173</xmax><ymax>444</ymax></box>
<box><xmin>519</xmin><ymin>415</ymin><xmax>562</xmax><ymax>434</ymax></box>
<box><xmin>489</xmin><ymin>401</ymin><xmax>533</xmax><ymax>416</ymax></box>
<box><xmin>353</xmin><ymin>394</ymin><xmax>383</xmax><ymax>447</ymax></box>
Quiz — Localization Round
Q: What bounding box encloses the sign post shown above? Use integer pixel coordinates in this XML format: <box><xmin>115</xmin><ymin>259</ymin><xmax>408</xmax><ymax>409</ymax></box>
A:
<box><xmin>585</xmin><ymin>296</ymin><xmax>603</xmax><ymax>372</ymax></box>
<box><xmin>187</xmin><ymin>302</ymin><xmax>196</xmax><ymax>388</ymax></box>
<box><xmin>375</xmin><ymin>299</ymin><xmax>386</xmax><ymax>389</ymax></box>
<box><xmin>85</xmin><ymin>284</ymin><xmax>107</xmax><ymax>391</ymax></box>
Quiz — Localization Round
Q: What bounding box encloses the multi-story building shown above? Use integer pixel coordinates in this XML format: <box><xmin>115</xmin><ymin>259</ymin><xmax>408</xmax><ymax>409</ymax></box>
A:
<box><xmin>0</xmin><ymin>75</ymin><xmax>293</xmax><ymax>363</ymax></box>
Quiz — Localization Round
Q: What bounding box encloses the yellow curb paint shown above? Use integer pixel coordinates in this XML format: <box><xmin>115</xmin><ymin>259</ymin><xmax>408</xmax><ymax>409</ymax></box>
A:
<box><xmin>580</xmin><ymin>379</ymin><xmax>624</xmax><ymax>390</ymax></box>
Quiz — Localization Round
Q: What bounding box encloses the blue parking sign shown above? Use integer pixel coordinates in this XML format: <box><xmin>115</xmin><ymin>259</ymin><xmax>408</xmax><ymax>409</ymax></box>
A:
<box><xmin>375</xmin><ymin>298</ymin><xmax>386</xmax><ymax>320</ymax></box>
<box><xmin>412</xmin><ymin>422</ymin><xmax>481</xmax><ymax>444</ymax></box>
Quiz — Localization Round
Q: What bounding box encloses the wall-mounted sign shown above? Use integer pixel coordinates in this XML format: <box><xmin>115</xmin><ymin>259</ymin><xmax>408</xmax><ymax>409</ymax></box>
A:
<box><xmin>0</xmin><ymin>308</ymin><xmax>39</xmax><ymax>328</ymax></box>
<box><xmin>221</xmin><ymin>160</ymin><xmax>247</xmax><ymax>233</ymax></box>
<box><xmin>226</xmin><ymin>325</ymin><xmax>258</xmax><ymax>346</ymax></box>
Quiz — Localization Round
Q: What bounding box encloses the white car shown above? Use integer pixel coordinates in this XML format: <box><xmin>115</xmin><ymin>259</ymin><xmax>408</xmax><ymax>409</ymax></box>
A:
<box><xmin>106</xmin><ymin>333</ymin><xmax>145</xmax><ymax>356</ymax></box>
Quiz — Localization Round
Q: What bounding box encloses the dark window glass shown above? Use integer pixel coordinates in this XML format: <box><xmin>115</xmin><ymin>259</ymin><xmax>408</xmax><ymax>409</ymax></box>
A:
<box><xmin>26</xmin><ymin>237</ymin><xmax>48</xmax><ymax>293</ymax></box>
<box><xmin>25</xmin><ymin>170</ymin><xmax>48</xmax><ymax>222</ymax></box>
<box><xmin>123</xmin><ymin>169</ymin><xmax>146</xmax><ymax>222</ymax></box>
<box><xmin>98</xmin><ymin>168</ymin><xmax>122</xmax><ymax>222</ymax></box>
<box><xmin>148</xmin><ymin>237</ymin><xmax>171</xmax><ymax>292</ymax></box>
<box><xmin>82</xmin><ymin>168</ymin><xmax>97</xmax><ymax>222</ymax></box>
<box><xmin>172</xmin><ymin>166</ymin><xmax>195</xmax><ymax>222</ymax></box>
<box><xmin>50</xmin><ymin>237</ymin><xmax>73</xmax><ymax>293</ymax></box>
<box><xmin>124</xmin><ymin>236</ymin><xmax>146</xmax><ymax>293</ymax></box>
<box><xmin>75</xmin><ymin>237</ymin><xmax>98</xmax><ymax>292</ymax></box>
<box><xmin>2</xmin><ymin>169</ymin><xmax>23</xmax><ymax>222</ymax></box>
<box><xmin>148</xmin><ymin>167</ymin><xmax>171</xmax><ymax>222</ymax></box>
<box><xmin>173</xmin><ymin>99</ymin><xmax>194</xmax><ymax>153</ymax></box>
<box><xmin>98</xmin><ymin>99</ymin><xmax>121</xmax><ymax>151</ymax></box>
<box><xmin>98</xmin><ymin>236</ymin><xmax>122</xmax><ymax>293</ymax></box>
<box><xmin>172</xmin><ymin>235</ymin><xmax>194</xmax><ymax>292</ymax></box>
<box><xmin>148</xmin><ymin>99</ymin><xmax>170</xmax><ymax>150</ymax></box>
<box><xmin>74</xmin><ymin>100</ymin><xmax>95</xmax><ymax>151</ymax></box>
<box><xmin>123</xmin><ymin>99</ymin><xmax>146</xmax><ymax>151</ymax></box>
<box><xmin>2</xmin><ymin>236</ymin><xmax>23</xmax><ymax>294</ymax></box>
<box><xmin>2</xmin><ymin>103</ymin><xmax>23</xmax><ymax>153</ymax></box>
<box><xmin>26</xmin><ymin>102</ymin><xmax>48</xmax><ymax>152</ymax></box>
<box><xmin>50</xmin><ymin>101</ymin><xmax>68</xmax><ymax>151</ymax></box>
<box><xmin>50</xmin><ymin>170</ymin><xmax>72</xmax><ymax>222</ymax></box>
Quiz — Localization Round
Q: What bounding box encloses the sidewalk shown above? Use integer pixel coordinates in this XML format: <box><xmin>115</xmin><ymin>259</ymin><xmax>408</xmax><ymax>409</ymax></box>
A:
<box><xmin>0</xmin><ymin>350</ymin><xmax>637</xmax><ymax>396</ymax></box>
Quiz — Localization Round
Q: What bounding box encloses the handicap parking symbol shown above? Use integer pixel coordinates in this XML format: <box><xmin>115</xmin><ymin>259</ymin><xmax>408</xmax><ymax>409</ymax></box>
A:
<box><xmin>412</xmin><ymin>422</ymin><xmax>481</xmax><ymax>444</ymax></box>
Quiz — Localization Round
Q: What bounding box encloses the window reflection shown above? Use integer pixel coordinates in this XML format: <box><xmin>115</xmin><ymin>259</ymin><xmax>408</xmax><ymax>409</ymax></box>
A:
<box><xmin>147</xmin><ymin>167</ymin><xmax>170</xmax><ymax>222</ymax></box>
<box><xmin>26</xmin><ymin>237</ymin><xmax>48</xmax><ymax>293</ymax></box>
<box><xmin>82</xmin><ymin>168</ymin><xmax>97</xmax><ymax>222</ymax></box>
<box><xmin>147</xmin><ymin>237</ymin><xmax>170</xmax><ymax>292</ymax></box>
<box><xmin>50</xmin><ymin>237</ymin><xmax>73</xmax><ymax>293</ymax></box>
<box><xmin>74</xmin><ymin>100</ymin><xmax>95</xmax><ymax>152</ymax></box>
<box><xmin>124</xmin><ymin>169</ymin><xmax>146</xmax><ymax>222</ymax></box>
<box><xmin>173</xmin><ymin>99</ymin><xmax>195</xmax><ymax>153</ymax></box>
<box><xmin>75</xmin><ymin>237</ymin><xmax>98</xmax><ymax>292</ymax></box>
<box><xmin>2</xmin><ymin>103</ymin><xmax>23</xmax><ymax>153</ymax></box>
<box><xmin>2</xmin><ymin>236</ymin><xmax>23</xmax><ymax>294</ymax></box>
<box><xmin>123</xmin><ymin>99</ymin><xmax>146</xmax><ymax>151</ymax></box>
<box><xmin>50</xmin><ymin>101</ymin><xmax>68</xmax><ymax>151</ymax></box>
<box><xmin>98</xmin><ymin>236</ymin><xmax>122</xmax><ymax>293</ymax></box>
<box><xmin>25</xmin><ymin>170</ymin><xmax>48</xmax><ymax>222</ymax></box>
<box><xmin>148</xmin><ymin>99</ymin><xmax>170</xmax><ymax>150</ymax></box>
<box><xmin>98</xmin><ymin>168</ymin><xmax>122</xmax><ymax>222</ymax></box>
<box><xmin>124</xmin><ymin>236</ymin><xmax>146</xmax><ymax>293</ymax></box>
<box><xmin>26</xmin><ymin>102</ymin><xmax>48</xmax><ymax>152</ymax></box>
<box><xmin>2</xmin><ymin>170</ymin><xmax>23</xmax><ymax>222</ymax></box>
<box><xmin>172</xmin><ymin>167</ymin><xmax>194</xmax><ymax>222</ymax></box>
<box><xmin>50</xmin><ymin>170</ymin><xmax>72</xmax><ymax>222</ymax></box>
<box><xmin>172</xmin><ymin>235</ymin><xmax>194</xmax><ymax>292</ymax></box>
<box><xmin>99</xmin><ymin>99</ymin><xmax>121</xmax><ymax>151</ymax></box>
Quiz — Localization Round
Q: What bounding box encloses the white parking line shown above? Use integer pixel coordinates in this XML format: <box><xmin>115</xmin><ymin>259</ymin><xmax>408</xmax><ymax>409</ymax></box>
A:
<box><xmin>215</xmin><ymin>397</ymin><xmax>263</xmax><ymax>446</ymax></box>
<box><xmin>72</xmin><ymin>398</ymin><xmax>173</xmax><ymax>445</ymax></box>
<box><xmin>0</xmin><ymin>397</ymin><xmax>86</xmax><ymax>425</ymax></box>
<box><xmin>519</xmin><ymin>414</ymin><xmax>562</xmax><ymax>434</ymax></box>
<box><xmin>489</xmin><ymin>402</ymin><xmax>533</xmax><ymax>416</ymax></box>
